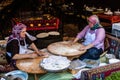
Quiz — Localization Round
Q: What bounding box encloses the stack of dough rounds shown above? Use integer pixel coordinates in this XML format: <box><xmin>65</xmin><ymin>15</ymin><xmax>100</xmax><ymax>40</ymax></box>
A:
<box><xmin>36</xmin><ymin>31</ymin><xmax>60</xmax><ymax>38</ymax></box>
<box><xmin>48</xmin><ymin>31</ymin><xmax>60</xmax><ymax>36</ymax></box>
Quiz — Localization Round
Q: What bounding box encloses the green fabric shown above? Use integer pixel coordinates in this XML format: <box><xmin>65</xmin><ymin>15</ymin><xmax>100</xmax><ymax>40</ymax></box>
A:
<box><xmin>39</xmin><ymin>71</ymin><xmax>74</xmax><ymax>80</ymax></box>
<box><xmin>90</xmin><ymin>23</ymin><xmax>101</xmax><ymax>30</ymax></box>
<box><xmin>28</xmin><ymin>74</ymin><xmax>35</xmax><ymax>80</ymax></box>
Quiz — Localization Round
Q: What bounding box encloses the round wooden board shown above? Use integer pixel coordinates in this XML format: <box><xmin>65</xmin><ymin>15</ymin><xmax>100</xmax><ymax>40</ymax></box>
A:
<box><xmin>16</xmin><ymin>57</ymin><xmax>46</xmax><ymax>74</ymax></box>
<box><xmin>47</xmin><ymin>41</ymin><xmax>86</xmax><ymax>57</ymax></box>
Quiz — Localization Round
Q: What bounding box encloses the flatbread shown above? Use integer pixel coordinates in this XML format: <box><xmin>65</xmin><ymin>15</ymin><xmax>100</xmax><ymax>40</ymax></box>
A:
<box><xmin>36</xmin><ymin>32</ymin><xmax>49</xmax><ymax>38</ymax></box>
<box><xmin>47</xmin><ymin>41</ymin><xmax>86</xmax><ymax>56</ymax></box>
<box><xmin>5</xmin><ymin>36</ymin><xmax>9</xmax><ymax>41</ymax></box>
<box><xmin>48</xmin><ymin>31</ymin><xmax>60</xmax><ymax>36</ymax></box>
<box><xmin>0</xmin><ymin>40</ymin><xmax>7</xmax><ymax>45</ymax></box>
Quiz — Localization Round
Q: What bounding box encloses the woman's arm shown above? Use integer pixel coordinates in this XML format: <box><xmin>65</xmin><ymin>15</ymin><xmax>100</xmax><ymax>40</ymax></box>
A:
<box><xmin>92</xmin><ymin>28</ymin><xmax>105</xmax><ymax>46</ymax></box>
<box><xmin>12</xmin><ymin>53</ymin><xmax>38</xmax><ymax>59</ymax></box>
<box><xmin>73</xmin><ymin>25</ymin><xmax>89</xmax><ymax>43</ymax></box>
<box><xmin>29</xmin><ymin>43</ymin><xmax>39</xmax><ymax>54</ymax></box>
<box><xmin>26</xmin><ymin>36</ymin><xmax>40</xmax><ymax>54</ymax></box>
<box><xmin>30</xmin><ymin>43</ymin><xmax>49</xmax><ymax>57</ymax></box>
<box><xmin>73</xmin><ymin>37</ymin><xmax>79</xmax><ymax>43</ymax></box>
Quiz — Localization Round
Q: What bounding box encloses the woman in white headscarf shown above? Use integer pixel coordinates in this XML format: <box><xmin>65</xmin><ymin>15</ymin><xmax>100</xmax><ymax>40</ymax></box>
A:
<box><xmin>73</xmin><ymin>15</ymin><xmax>105</xmax><ymax>60</ymax></box>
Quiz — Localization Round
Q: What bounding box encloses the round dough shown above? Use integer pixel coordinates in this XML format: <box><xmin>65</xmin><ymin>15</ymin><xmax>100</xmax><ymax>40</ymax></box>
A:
<box><xmin>36</xmin><ymin>32</ymin><xmax>49</xmax><ymax>38</ymax></box>
<box><xmin>47</xmin><ymin>41</ymin><xmax>86</xmax><ymax>56</ymax></box>
<box><xmin>48</xmin><ymin>31</ymin><xmax>60</xmax><ymax>36</ymax></box>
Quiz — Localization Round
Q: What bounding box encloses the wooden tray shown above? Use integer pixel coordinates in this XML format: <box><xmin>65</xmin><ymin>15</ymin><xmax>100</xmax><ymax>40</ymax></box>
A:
<box><xmin>16</xmin><ymin>57</ymin><xmax>46</xmax><ymax>74</ymax></box>
<box><xmin>47</xmin><ymin>41</ymin><xmax>86</xmax><ymax>57</ymax></box>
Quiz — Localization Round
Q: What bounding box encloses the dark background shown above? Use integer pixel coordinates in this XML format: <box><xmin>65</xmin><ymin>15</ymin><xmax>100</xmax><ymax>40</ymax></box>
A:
<box><xmin>0</xmin><ymin>0</ymin><xmax>120</xmax><ymax>38</ymax></box>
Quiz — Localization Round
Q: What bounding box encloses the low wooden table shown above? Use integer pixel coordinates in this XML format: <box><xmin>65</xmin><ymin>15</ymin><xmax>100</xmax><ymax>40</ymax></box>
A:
<box><xmin>16</xmin><ymin>57</ymin><xmax>46</xmax><ymax>80</ymax></box>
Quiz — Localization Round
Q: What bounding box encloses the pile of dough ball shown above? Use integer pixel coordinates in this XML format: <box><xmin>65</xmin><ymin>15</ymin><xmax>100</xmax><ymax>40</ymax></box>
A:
<box><xmin>40</xmin><ymin>55</ymin><xmax>71</xmax><ymax>71</ymax></box>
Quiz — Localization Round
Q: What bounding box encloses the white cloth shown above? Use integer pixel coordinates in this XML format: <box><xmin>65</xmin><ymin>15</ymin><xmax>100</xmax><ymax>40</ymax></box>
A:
<box><xmin>73</xmin><ymin>68</ymin><xmax>89</xmax><ymax>79</ymax></box>
<box><xmin>26</xmin><ymin>32</ymin><xmax>36</xmax><ymax>41</ymax></box>
<box><xmin>82</xmin><ymin>29</ymin><xmax>96</xmax><ymax>46</ymax></box>
<box><xmin>18</xmin><ymin>39</ymin><xmax>28</xmax><ymax>54</ymax></box>
<box><xmin>18</xmin><ymin>38</ymin><xmax>33</xmax><ymax>54</ymax></box>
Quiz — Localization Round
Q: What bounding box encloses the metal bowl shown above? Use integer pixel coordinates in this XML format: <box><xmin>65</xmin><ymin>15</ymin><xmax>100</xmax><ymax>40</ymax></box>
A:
<box><xmin>40</xmin><ymin>63</ymin><xmax>70</xmax><ymax>72</ymax></box>
<box><xmin>4</xmin><ymin>70</ymin><xmax>28</xmax><ymax>80</ymax></box>
<box><xmin>40</xmin><ymin>56</ymin><xmax>71</xmax><ymax>72</ymax></box>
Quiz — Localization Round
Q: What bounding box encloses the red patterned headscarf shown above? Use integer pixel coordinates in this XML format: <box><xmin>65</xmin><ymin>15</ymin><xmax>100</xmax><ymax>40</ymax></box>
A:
<box><xmin>8</xmin><ymin>23</ymin><xmax>27</xmax><ymax>42</ymax></box>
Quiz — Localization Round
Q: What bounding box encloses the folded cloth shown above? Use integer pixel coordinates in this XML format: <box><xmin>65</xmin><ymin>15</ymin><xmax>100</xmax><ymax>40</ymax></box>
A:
<box><xmin>73</xmin><ymin>68</ymin><xmax>89</xmax><ymax>79</ymax></box>
<box><xmin>26</xmin><ymin>32</ymin><xmax>36</xmax><ymax>41</ymax></box>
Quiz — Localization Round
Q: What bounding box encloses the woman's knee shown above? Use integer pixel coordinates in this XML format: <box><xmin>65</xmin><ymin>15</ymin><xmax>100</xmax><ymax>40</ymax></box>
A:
<box><xmin>87</xmin><ymin>47</ymin><xmax>100</xmax><ymax>59</ymax></box>
<box><xmin>87</xmin><ymin>47</ymin><xmax>98</xmax><ymax>55</ymax></box>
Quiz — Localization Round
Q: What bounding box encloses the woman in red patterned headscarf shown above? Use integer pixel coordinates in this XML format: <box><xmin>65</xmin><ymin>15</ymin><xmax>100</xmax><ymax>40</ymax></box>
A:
<box><xmin>6</xmin><ymin>23</ymin><xmax>48</xmax><ymax>66</ymax></box>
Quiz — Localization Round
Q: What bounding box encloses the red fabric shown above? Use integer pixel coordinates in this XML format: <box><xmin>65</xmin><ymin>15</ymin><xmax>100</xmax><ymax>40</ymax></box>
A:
<box><xmin>0</xmin><ymin>64</ymin><xmax>16</xmax><ymax>72</ymax></box>
<box><xmin>97</xmin><ymin>14</ymin><xmax>120</xmax><ymax>23</ymax></box>
<box><xmin>21</xmin><ymin>18</ymin><xmax>59</xmax><ymax>31</ymax></box>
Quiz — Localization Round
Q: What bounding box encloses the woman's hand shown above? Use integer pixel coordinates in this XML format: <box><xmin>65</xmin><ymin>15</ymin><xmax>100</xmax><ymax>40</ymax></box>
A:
<box><xmin>79</xmin><ymin>45</ymin><xmax>87</xmax><ymax>51</ymax></box>
<box><xmin>13</xmin><ymin>53</ymin><xmax>38</xmax><ymax>59</ymax></box>
<box><xmin>37</xmin><ymin>51</ymin><xmax>49</xmax><ymax>57</ymax></box>
<box><xmin>29</xmin><ymin>53</ymin><xmax>38</xmax><ymax>58</ymax></box>
<box><xmin>68</xmin><ymin>40</ymin><xmax>76</xmax><ymax>45</ymax></box>
<box><xmin>79</xmin><ymin>43</ymin><xmax>94</xmax><ymax>51</ymax></box>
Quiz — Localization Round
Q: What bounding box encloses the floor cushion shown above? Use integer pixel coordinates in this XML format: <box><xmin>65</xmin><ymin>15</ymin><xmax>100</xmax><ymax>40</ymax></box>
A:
<box><xmin>0</xmin><ymin>49</ymin><xmax>16</xmax><ymax>72</ymax></box>
<box><xmin>0</xmin><ymin>51</ymin><xmax>7</xmax><ymax>64</ymax></box>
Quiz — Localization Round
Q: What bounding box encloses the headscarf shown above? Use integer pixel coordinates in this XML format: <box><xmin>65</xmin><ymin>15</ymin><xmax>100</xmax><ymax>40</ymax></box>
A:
<box><xmin>88</xmin><ymin>15</ymin><xmax>102</xmax><ymax>30</ymax></box>
<box><xmin>8</xmin><ymin>23</ymin><xmax>27</xmax><ymax>42</ymax></box>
